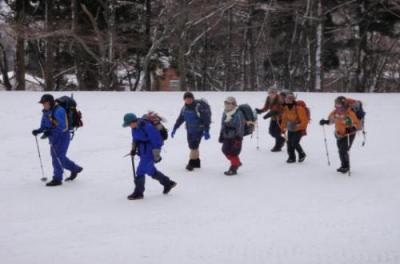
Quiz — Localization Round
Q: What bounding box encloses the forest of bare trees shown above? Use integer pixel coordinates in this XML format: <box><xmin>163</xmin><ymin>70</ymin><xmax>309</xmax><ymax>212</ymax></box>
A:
<box><xmin>1</xmin><ymin>0</ymin><xmax>400</xmax><ymax>92</ymax></box>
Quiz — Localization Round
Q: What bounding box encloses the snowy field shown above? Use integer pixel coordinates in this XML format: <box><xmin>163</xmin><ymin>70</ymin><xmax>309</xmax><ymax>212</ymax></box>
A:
<box><xmin>0</xmin><ymin>92</ymin><xmax>399</xmax><ymax>264</ymax></box>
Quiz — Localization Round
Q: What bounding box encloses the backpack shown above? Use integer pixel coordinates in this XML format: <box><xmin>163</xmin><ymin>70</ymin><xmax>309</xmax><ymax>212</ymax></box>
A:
<box><xmin>55</xmin><ymin>96</ymin><xmax>83</xmax><ymax>133</ymax></box>
<box><xmin>296</xmin><ymin>100</ymin><xmax>311</xmax><ymax>124</ymax></box>
<box><xmin>346</xmin><ymin>98</ymin><xmax>366</xmax><ymax>127</ymax></box>
<box><xmin>238</xmin><ymin>104</ymin><xmax>257</xmax><ymax>136</ymax></box>
<box><xmin>142</xmin><ymin>111</ymin><xmax>169</xmax><ymax>141</ymax></box>
<box><xmin>195</xmin><ymin>99</ymin><xmax>212</xmax><ymax>126</ymax></box>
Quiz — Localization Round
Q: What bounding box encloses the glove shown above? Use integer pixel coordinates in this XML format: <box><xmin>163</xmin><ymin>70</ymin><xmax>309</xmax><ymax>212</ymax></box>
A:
<box><xmin>345</xmin><ymin>127</ymin><xmax>357</xmax><ymax>134</ymax></box>
<box><xmin>171</xmin><ymin>129</ymin><xmax>177</xmax><ymax>138</ymax></box>
<box><xmin>153</xmin><ymin>149</ymin><xmax>162</xmax><ymax>163</ymax></box>
<box><xmin>32</xmin><ymin>129</ymin><xmax>41</xmax><ymax>136</ymax></box>
<box><xmin>203</xmin><ymin>130</ymin><xmax>210</xmax><ymax>140</ymax></box>
<box><xmin>319</xmin><ymin>119</ymin><xmax>329</xmax><ymax>126</ymax></box>
<box><xmin>344</xmin><ymin>117</ymin><xmax>353</xmax><ymax>126</ymax></box>
<box><xmin>40</xmin><ymin>130</ymin><xmax>51</xmax><ymax>139</ymax></box>
<box><xmin>263</xmin><ymin>112</ymin><xmax>273</xmax><ymax>120</ymax></box>
<box><xmin>130</xmin><ymin>142</ymin><xmax>137</xmax><ymax>156</ymax></box>
<box><xmin>255</xmin><ymin>108</ymin><xmax>263</xmax><ymax>114</ymax></box>
<box><xmin>218</xmin><ymin>133</ymin><xmax>223</xmax><ymax>143</ymax></box>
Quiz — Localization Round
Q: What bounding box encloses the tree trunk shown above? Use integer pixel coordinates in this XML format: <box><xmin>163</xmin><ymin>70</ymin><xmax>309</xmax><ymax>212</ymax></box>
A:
<box><xmin>0</xmin><ymin>43</ymin><xmax>12</xmax><ymax>90</ymax></box>
<box><xmin>314</xmin><ymin>0</ymin><xmax>323</xmax><ymax>91</ymax></box>
<box><xmin>15</xmin><ymin>0</ymin><xmax>25</xmax><ymax>91</ymax></box>
<box><xmin>44</xmin><ymin>0</ymin><xmax>55</xmax><ymax>91</ymax></box>
<box><xmin>144</xmin><ymin>0</ymin><xmax>152</xmax><ymax>91</ymax></box>
<box><xmin>247</xmin><ymin>0</ymin><xmax>257</xmax><ymax>91</ymax></box>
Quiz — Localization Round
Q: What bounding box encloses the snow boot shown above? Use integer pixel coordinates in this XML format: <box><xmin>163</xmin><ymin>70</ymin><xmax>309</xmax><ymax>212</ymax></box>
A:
<box><xmin>46</xmin><ymin>179</ymin><xmax>62</xmax><ymax>187</ymax></box>
<box><xmin>186</xmin><ymin>159</ymin><xmax>195</xmax><ymax>171</ymax></box>
<box><xmin>286</xmin><ymin>157</ymin><xmax>296</xmax><ymax>164</ymax></box>
<box><xmin>298</xmin><ymin>153</ymin><xmax>306</xmax><ymax>163</ymax></box>
<box><xmin>163</xmin><ymin>181</ymin><xmax>177</xmax><ymax>194</ymax></box>
<box><xmin>192</xmin><ymin>159</ymin><xmax>201</xmax><ymax>168</ymax></box>
<box><xmin>337</xmin><ymin>167</ymin><xmax>350</xmax><ymax>174</ymax></box>
<box><xmin>270</xmin><ymin>146</ymin><xmax>282</xmax><ymax>152</ymax></box>
<box><xmin>224</xmin><ymin>166</ymin><xmax>238</xmax><ymax>176</ymax></box>
<box><xmin>65</xmin><ymin>167</ymin><xmax>83</xmax><ymax>181</ymax></box>
<box><xmin>127</xmin><ymin>192</ymin><xmax>144</xmax><ymax>200</ymax></box>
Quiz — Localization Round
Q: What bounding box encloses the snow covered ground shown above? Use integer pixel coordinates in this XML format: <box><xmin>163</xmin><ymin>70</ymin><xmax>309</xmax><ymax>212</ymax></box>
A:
<box><xmin>0</xmin><ymin>92</ymin><xmax>399</xmax><ymax>264</ymax></box>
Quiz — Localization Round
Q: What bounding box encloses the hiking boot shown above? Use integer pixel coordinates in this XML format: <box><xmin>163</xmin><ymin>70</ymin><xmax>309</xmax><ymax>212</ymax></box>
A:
<box><xmin>46</xmin><ymin>179</ymin><xmax>62</xmax><ymax>187</ymax></box>
<box><xmin>270</xmin><ymin>146</ymin><xmax>282</xmax><ymax>152</ymax></box>
<box><xmin>192</xmin><ymin>159</ymin><xmax>201</xmax><ymax>168</ymax></box>
<box><xmin>298</xmin><ymin>153</ymin><xmax>306</xmax><ymax>163</ymax></box>
<box><xmin>286</xmin><ymin>158</ymin><xmax>296</xmax><ymax>164</ymax></box>
<box><xmin>163</xmin><ymin>181</ymin><xmax>177</xmax><ymax>194</ymax></box>
<box><xmin>337</xmin><ymin>167</ymin><xmax>350</xmax><ymax>174</ymax></box>
<box><xmin>127</xmin><ymin>192</ymin><xmax>144</xmax><ymax>200</ymax></box>
<box><xmin>186</xmin><ymin>159</ymin><xmax>195</xmax><ymax>171</ymax></box>
<box><xmin>65</xmin><ymin>167</ymin><xmax>83</xmax><ymax>181</ymax></box>
<box><xmin>224</xmin><ymin>166</ymin><xmax>238</xmax><ymax>176</ymax></box>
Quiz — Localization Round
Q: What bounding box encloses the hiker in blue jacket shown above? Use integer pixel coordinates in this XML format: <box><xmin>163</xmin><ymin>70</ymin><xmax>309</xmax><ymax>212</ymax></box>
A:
<box><xmin>171</xmin><ymin>92</ymin><xmax>211</xmax><ymax>171</ymax></box>
<box><xmin>32</xmin><ymin>94</ymin><xmax>82</xmax><ymax>186</ymax></box>
<box><xmin>123</xmin><ymin>113</ymin><xmax>177</xmax><ymax>200</ymax></box>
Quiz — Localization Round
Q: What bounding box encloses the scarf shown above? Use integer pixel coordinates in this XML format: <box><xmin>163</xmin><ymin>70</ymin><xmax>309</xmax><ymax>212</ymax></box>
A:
<box><xmin>224</xmin><ymin>106</ymin><xmax>238</xmax><ymax>123</ymax></box>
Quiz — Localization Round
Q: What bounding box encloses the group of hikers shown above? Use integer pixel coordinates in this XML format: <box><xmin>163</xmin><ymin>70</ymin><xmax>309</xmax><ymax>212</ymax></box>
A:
<box><xmin>32</xmin><ymin>89</ymin><xmax>366</xmax><ymax>200</ymax></box>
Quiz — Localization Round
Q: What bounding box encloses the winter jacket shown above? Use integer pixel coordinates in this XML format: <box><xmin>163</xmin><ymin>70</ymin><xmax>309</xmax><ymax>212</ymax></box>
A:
<box><xmin>173</xmin><ymin>100</ymin><xmax>211</xmax><ymax>134</ymax></box>
<box><xmin>132</xmin><ymin>119</ymin><xmax>163</xmax><ymax>158</ymax></box>
<box><xmin>259</xmin><ymin>95</ymin><xmax>284</xmax><ymax>120</ymax></box>
<box><xmin>328</xmin><ymin>108</ymin><xmax>361</xmax><ymax>138</ymax></box>
<box><xmin>220</xmin><ymin>108</ymin><xmax>245</xmax><ymax>140</ymax></box>
<box><xmin>280</xmin><ymin>103</ymin><xmax>308</xmax><ymax>133</ymax></box>
<box><xmin>38</xmin><ymin>106</ymin><xmax>69</xmax><ymax>143</ymax></box>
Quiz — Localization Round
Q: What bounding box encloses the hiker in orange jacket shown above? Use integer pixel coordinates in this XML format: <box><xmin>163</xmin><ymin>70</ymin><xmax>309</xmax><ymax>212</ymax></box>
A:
<box><xmin>280</xmin><ymin>92</ymin><xmax>308</xmax><ymax>163</ymax></box>
<box><xmin>319</xmin><ymin>96</ymin><xmax>361</xmax><ymax>174</ymax></box>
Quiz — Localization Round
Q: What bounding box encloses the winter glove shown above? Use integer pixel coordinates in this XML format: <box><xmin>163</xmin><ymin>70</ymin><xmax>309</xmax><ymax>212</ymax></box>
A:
<box><xmin>345</xmin><ymin>127</ymin><xmax>357</xmax><ymax>134</ymax></box>
<box><xmin>255</xmin><ymin>108</ymin><xmax>263</xmax><ymax>114</ymax></box>
<box><xmin>263</xmin><ymin>112</ymin><xmax>273</xmax><ymax>120</ymax></box>
<box><xmin>32</xmin><ymin>129</ymin><xmax>41</xmax><ymax>136</ymax></box>
<box><xmin>40</xmin><ymin>130</ymin><xmax>51</xmax><ymax>139</ymax></box>
<box><xmin>171</xmin><ymin>129</ymin><xmax>177</xmax><ymax>138</ymax></box>
<box><xmin>153</xmin><ymin>149</ymin><xmax>162</xmax><ymax>163</ymax></box>
<box><xmin>319</xmin><ymin>119</ymin><xmax>329</xmax><ymax>126</ymax></box>
<box><xmin>203</xmin><ymin>130</ymin><xmax>210</xmax><ymax>140</ymax></box>
<box><xmin>344</xmin><ymin>117</ymin><xmax>353</xmax><ymax>126</ymax></box>
<box><xmin>218</xmin><ymin>133</ymin><xmax>224</xmax><ymax>143</ymax></box>
<box><xmin>130</xmin><ymin>142</ymin><xmax>137</xmax><ymax>156</ymax></box>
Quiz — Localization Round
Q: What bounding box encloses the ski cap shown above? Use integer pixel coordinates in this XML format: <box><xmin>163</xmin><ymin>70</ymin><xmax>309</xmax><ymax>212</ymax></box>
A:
<box><xmin>122</xmin><ymin>113</ymin><xmax>138</xmax><ymax>127</ymax></box>
<box><xmin>224</xmin><ymin>96</ymin><xmax>237</xmax><ymax>106</ymax></box>
<box><xmin>183</xmin><ymin>91</ymin><xmax>194</xmax><ymax>100</ymax></box>
<box><xmin>39</xmin><ymin>94</ymin><xmax>55</xmax><ymax>104</ymax></box>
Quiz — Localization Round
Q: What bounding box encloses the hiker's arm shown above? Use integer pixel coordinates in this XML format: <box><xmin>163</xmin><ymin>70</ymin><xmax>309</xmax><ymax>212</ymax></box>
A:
<box><xmin>173</xmin><ymin>108</ymin><xmax>185</xmax><ymax>131</ymax></box>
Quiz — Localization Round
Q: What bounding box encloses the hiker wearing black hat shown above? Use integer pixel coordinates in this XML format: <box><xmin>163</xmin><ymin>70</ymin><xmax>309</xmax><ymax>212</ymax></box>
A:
<box><xmin>32</xmin><ymin>94</ymin><xmax>83</xmax><ymax>186</ymax></box>
<box><xmin>171</xmin><ymin>92</ymin><xmax>212</xmax><ymax>171</ymax></box>
<box><xmin>123</xmin><ymin>113</ymin><xmax>177</xmax><ymax>200</ymax></box>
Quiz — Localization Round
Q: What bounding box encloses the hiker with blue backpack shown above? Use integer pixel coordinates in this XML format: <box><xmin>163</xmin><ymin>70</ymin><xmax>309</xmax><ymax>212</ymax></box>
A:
<box><xmin>171</xmin><ymin>92</ymin><xmax>212</xmax><ymax>171</ymax></box>
<box><xmin>123</xmin><ymin>113</ymin><xmax>177</xmax><ymax>200</ymax></box>
<box><xmin>32</xmin><ymin>94</ymin><xmax>83</xmax><ymax>186</ymax></box>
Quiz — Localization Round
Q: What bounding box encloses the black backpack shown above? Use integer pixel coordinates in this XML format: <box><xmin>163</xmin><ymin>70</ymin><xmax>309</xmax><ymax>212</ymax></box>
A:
<box><xmin>55</xmin><ymin>96</ymin><xmax>83</xmax><ymax>133</ymax></box>
<box><xmin>195</xmin><ymin>99</ymin><xmax>212</xmax><ymax>126</ymax></box>
<box><xmin>238</xmin><ymin>104</ymin><xmax>257</xmax><ymax>136</ymax></box>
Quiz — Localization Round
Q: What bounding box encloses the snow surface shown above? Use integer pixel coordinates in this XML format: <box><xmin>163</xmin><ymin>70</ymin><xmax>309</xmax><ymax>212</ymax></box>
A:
<box><xmin>0</xmin><ymin>92</ymin><xmax>399</xmax><ymax>264</ymax></box>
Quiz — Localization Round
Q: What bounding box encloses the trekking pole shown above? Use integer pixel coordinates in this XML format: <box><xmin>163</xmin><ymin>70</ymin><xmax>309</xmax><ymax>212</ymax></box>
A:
<box><xmin>322</xmin><ymin>126</ymin><xmax>331</xmax><ymax>166</ymax></box>
<box><xmin>34</xmin><ymin>136</ymin><xmax>47</xmax><ymax>182</ymax></box>
<box><xmin>131</xmin><ymin>153</ymin><xmax>137</xmax><ymax>180</ymax></box>
<box><xmin>361</xmin><ymin>119</ymin><xmax>366</xmax><ymax>147</ymax></box>
<box><xmin>256</xmin><ymin>120</ymin><xmax>260</xmax><ymax>150</ymax></box>
<box><xmin>347</xmin><ymin>134</ymin><xmax>351</xmax><ymax>176</ymax></box>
